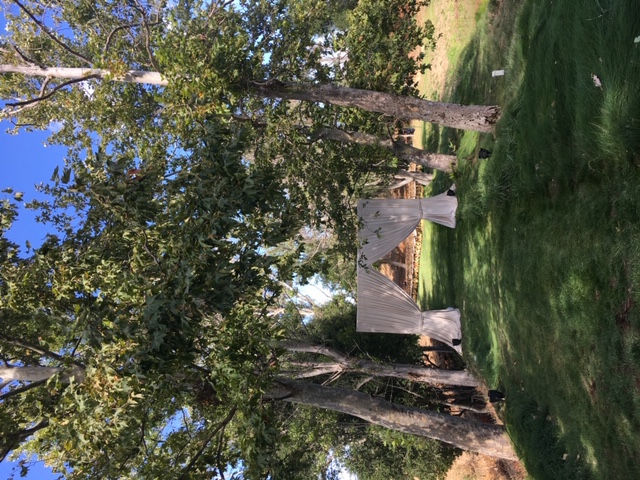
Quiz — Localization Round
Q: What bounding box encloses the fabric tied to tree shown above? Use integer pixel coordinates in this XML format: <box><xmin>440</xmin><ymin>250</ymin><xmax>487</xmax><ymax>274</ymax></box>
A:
<box><xmin>357</xmin><ymin>189</ymin><xmax>457</xmax><ymax>268</ymax></box>
<box><xmin>356</xmin><ymin>267</ymin><xmax>462</xmax><ymax>352</ymax></box>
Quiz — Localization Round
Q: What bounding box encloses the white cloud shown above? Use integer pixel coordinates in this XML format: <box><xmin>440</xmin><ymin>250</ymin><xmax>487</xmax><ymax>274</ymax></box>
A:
<box><xmin>79</xmin><ymin>80</ymin><xmax>95</xmax><ymax>100</ymax></box>
<box><xmin>48</xmin><ymin>121</ymin><xmax>64</xmax><ymax>133</ymax></box>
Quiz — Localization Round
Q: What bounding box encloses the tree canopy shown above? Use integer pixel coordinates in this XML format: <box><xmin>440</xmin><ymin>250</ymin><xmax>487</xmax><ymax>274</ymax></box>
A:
<box><xmin>0</xmin><ymin>0</ymin><xmax>517</xmax><ymax>477</ymax></box>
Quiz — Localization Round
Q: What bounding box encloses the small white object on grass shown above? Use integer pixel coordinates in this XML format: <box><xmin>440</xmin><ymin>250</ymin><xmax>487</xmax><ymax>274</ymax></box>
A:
<box><xmin>492</xmin><ymin>69</ymin><xmax>505</xmax><ymax>77</ymax></box>
<box><xmin>592</xmin><ymin>74</ymin><xmax>603</xmax><ymax>88</ymax></box>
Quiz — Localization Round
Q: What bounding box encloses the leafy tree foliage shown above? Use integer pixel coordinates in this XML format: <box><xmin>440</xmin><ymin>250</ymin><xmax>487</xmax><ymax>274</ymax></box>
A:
<box><xmin>0</xmin><ymin>0</ymin><xmax>438</xmax><ymax>249</ymax></box>
<box><xmin>303</xmin><ymin>295</ymin><xmax>424</xmax><ymax>364</ymax></box>
<box><xmin>0</xmin><ymin>122</ymin><xmax>301</xmax><ymax>477</ymax></box>
<box><xmin>0</xmin><ymin>1</ymin><xmax>516</xmax><ymax>477</ymax></box>
<box><xmin>341</xmin><ymin>425</ymin><xmax>455</xmax><ymax>480</ymax></box>
<box><xmin>260</xmin><ymin>297</ymin><xmax>458</xmax><ymax>479</ymax></box>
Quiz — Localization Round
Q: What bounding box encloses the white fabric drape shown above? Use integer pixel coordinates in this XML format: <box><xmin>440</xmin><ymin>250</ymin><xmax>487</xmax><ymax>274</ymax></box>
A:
<box><xmin>357</xmin><ymin>189</ymin><xmax>457</xmax><ymax>268</ymax></box>
<box><xmin>356</xmin><ymin>267</ymin><xmax>462</xmax><ymax>353</ymax></box>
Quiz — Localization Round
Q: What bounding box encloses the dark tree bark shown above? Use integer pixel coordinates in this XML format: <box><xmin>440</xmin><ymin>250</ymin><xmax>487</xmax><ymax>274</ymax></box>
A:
<box><xmin>0</xmin><ymin>420</ymin><xmax>49</xmax><ymax>463</ymax></box>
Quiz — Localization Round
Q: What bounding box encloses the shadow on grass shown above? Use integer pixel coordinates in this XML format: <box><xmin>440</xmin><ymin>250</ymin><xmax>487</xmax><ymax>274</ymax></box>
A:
<box><xmin>419</xmin><ymin>0</ymin><xmax>640</xmax><ymax>478</ymax></box>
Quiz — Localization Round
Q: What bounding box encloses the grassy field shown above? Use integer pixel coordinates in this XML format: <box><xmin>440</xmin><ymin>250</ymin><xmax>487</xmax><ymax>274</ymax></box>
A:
<box><xmin>417</xmin><ymin>0</ymin><xmax>640</xmax><ymax>478</ymax></box>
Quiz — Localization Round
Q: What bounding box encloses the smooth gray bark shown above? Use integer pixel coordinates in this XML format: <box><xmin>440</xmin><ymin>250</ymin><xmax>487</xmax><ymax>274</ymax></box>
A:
<box><xmin>0</xmin><ymin>64</ymin><xmax>167</xmax><ymax>85</ymax></box>
<box><xmin>314</xmin><ymin>127</ymin><xmax>457</xmax><ymax>172</ymax></box>
<box><xmin>280</xmin><ymin>341</ymin><xmax>478</xmax><ymax>387</ymax></box>
<box><xmin>393</xmin><ymin>170</ymin><xmax>434</xmax><ymax>186</ymax></box>
<box><xmin>0</xmin><ymin>365</ymin><xmax>84</xmax><ymax>383</ymax></box>
<box><xmin>277</xmin><ymin>379</ymin><xmax>518</xmax><ymax>461</ymax></box>
<box><xmin>0</xmin><ymin>366</ymin><xmax>63</xmax><ymax>382</ymax></box>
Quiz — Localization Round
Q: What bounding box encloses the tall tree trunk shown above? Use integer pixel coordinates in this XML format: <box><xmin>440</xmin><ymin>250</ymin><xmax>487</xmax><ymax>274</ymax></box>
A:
<box><xmin>0</xmin><ymin>420</ymin><xmax>49</xmax><ymax>463</ymax></box>
<box><xmin>279</xmin><ymin>341</ymin><xmax>479</xmax><ymax>387</ymax></box>
<box><xmin>284</xmin><ymin>358</ymin><xmax>479</xmax><ymax>386</ymax></box>
<box><xmin>377</xmin><ymin>259</ymin><xmax>407</xmax><ymax>270</ymax></box>
<box><xmin>0</xmin><ymin>65</ymin><xmax>499</xmax><ymax>132</ymax></box>
<box><xmin>372</xmin><ymin>171</ymin><xmax>434</xmax><ymax>190</ymax></box>
<box><xmin>0</xmin><ymin>365</ymin><xmax>84</xmax><ymax>383</ymax></box>
<box><xmin>0</xmin><ymin>64</ymin><xmax>167</xmax><ymax>86</ymax></box>
<box><xmin>0</xmin><ymin>366</ymin><xmax>63</xmax><ymax>382</ymax></box>
<box><xmin>350</xmin><ymin>358</ymin><xmax>478</xmax><ymax>387</ymax></box>
<box><xmin>314</xmin><ymin>127</ymin><xmax>457</xmax><ymax>172</ymax></box>
<box><xmin>277</xmin><ymin>379</ymin><xmax>518</xmax><ymax>461</ymax></box>
<box><xmin>393</xmin><ymin>170</ymin><xmax>434</xmax><ymax>186</ymax></box>
<box><xmin>255</xmin><ymin>82</ymin><xmax>500</xmax><ymax>133</ymax></box>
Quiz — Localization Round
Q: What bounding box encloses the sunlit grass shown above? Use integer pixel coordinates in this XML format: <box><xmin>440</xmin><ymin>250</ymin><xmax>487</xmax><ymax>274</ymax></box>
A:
<box><xmin>417</xmin><ymin>0</ymin><xmax>640</xmax><ymax>478</ymax></box>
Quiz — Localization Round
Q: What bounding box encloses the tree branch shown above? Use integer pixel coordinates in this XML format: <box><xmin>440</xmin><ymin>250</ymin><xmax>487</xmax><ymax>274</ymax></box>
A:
<box><xmin>277</xmin><ymin>281</ymin><xmax>318</xmax><ymax>308</ymax></box>
<box><xmin>6</xmin><ymin>74</ymin><xmax>100</xmax><ymax>108</ymax></box>
<box><xmin>103</xmin><ymin>23</ymin><xmax>144</xmax><ymax>56</ymax></box>
<box><xmin>178</xmin><ymin>407</ymin><xmax>237</xmax><ymax>480</ymax></box>
<box><xmin>132</xmin><ymin>0</ymin><xmax>161</xmax><ymax>72</ymax></box>
<box><xmin>12</xmin><ymin>45</ymin><xmax>44</xmax><ymax>68</ymax></box>
<box><xmin>38</xmin><ymin>76</ymin><xmax>51</xmax><ymax>98</ymax></box>
<box><xmin>0</xmin><ymin>378</ymin><xmax>47</xmax><ymax>402</ymax></box>
<box><xmin>215</xmin><ymin>430</ymin><xmax>226</xmax><ymax>480</ymax></box>
<box><xmin>0</xmin><ymin>64</ymin><xmax>167</xmax><ymax>85</ymax></box>
<box><xmin>278</xmin><ymin>340</ymin><xmax>348</xmax><ymax>363</ymax></box>
<box><xmin>11</xmin><ymin>0</ymin><xmax>92</xmax><ymax>65</ymax></box>
<box><xmin>0</xmin><ymin>334</ymin><xmax>65</xmax><ymax>362</ymax></box>
<box><xmin>354</xmin><ymin>376</ymin><xmax>374</xmax><ymax>390</ymax></box>
<box><xmin>278</xmin><ymin>341</ymin><xmax>479</xmax><ymax>387</ymax></box>
<box><xmin>0</xmin><ymin>419</ymin><xmax>49</xmax><ymax>463</ymax></box>
<box><xmin>282</xmin><ymin>361</ymin><xmax>342</xmax><ymax>379</ymax></box>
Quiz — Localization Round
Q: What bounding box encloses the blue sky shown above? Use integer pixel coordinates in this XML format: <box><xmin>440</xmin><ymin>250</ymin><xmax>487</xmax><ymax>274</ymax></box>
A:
<box><xmin>0</xmin><ymin>74</ymin><xmax>65</xmax><ymax>480</ymax></box>
<box><xmin>0</xmin><ymin>131</ymin><xmax>64</xmax><ymax>478</ymax></box>
<box><xmin>0</xmin><ymin>7</ymin><xmax>64</xmax><ymax>478</ymax></box>
<box><xmin>1</xmin><ymin>123</ymin><xmax>67</xmax><ymax>249</ymax></box>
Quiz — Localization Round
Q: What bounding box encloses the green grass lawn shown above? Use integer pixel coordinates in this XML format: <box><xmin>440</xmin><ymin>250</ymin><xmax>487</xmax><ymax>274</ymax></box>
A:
<box><xmin>417</xmin><ymin>1</ymin><xmax>640</xmax><ymax>478</ymax></box>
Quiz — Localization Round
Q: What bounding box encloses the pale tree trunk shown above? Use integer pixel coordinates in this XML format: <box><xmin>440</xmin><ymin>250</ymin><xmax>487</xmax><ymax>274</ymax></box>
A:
<box><xmin>391</xmin><ymin>171</ymin><xmax>434</xmax><ymax>188</ymax></box>
<box><xmin>279</xmin><ymin>341</ymin><xmax>479</xmax><ymax>387</ymax></box>
<box><xmin>0</xmin><ymin>365</ymin><xmax>63</xmax><ymax>382</ymax></box>
<box><xmin>255</xmin><ymin>82</ymin><xmax>500</xmax><ymax>133</ymax></box>
<box><xmin>276</xmin><ymin>379</ymin><xmax>518</xmax><ymax>461</ymax></box>
<box><xmin>377</xmin><ymin>259</ymin><xmax>407</xmax><ymax>270</ymax></box>
<box><xmin>267</xmin><ymin>306</ymin><xmax>314</xmax><ymax>317</ymax></box>
<box><xmin>0</xmin><ymin>65</ymin><xmax>167</xmax><ymax>86</ymax></box>
<box><xmin>314</xmin><ymin>127</ymin><xmax>457</xmax><ymax>172</ymax></box>
<box><xmin>368</xmin><ymin>171</ymin><xmax>434</xmax><ymax>190</ymax></box>
<box><xmin>0</xmin><ymin>365</ymin><xmax>84</xmax><ymax>383</ymax></box>
<box><xmin>284</xmin><ymin>358</ymin><xmax>479</xmax><ymax>387</ymax></box>
<box><xmin>0</xmin><ymin>65</ymin><xmax>499</xmax><ymax>132</ymax></box>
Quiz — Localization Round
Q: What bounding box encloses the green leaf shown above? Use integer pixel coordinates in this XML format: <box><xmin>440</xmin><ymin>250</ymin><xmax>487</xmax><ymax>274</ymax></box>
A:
<box><xmin>50</xmin><ymin>165</ymin><xmax>60</xmax><ymax>182</ymax></box>
<box><xmin>61</xmin><ymin>167</ymin><xmax>72</xmax><ymax>184</ymax></box>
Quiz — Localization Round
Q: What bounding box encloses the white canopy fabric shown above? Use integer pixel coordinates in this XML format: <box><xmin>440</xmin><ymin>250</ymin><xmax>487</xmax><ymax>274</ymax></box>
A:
<box><xmin>357</xmin><ymin>188</ymin><xmax>457</xmax><ymax>268</ymax></box>
<box><xmin>356</xmin><ymin>267</ymin><xmax>462</xmax><ymax>353</ymax></box>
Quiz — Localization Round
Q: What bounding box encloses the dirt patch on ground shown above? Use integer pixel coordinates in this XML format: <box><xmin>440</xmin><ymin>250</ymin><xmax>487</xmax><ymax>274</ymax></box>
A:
<box><xmin>414</xmin><ymin>0</ymin><xmax>482</xmax><ymax>99</ymax></box>
<box><xmin>445</xmin><ymin>452</ymin><xmax>527</xmax><ymax>480</ymax></box>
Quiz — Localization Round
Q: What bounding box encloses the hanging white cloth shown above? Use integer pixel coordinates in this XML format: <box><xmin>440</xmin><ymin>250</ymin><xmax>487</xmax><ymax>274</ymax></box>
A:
<box><xmin>356</xmin><ymin>267</ymin><xmax>462</xmax><ymax>353</ymax></box>
<box><xmin>357</xmin><ymin>188</ymin><xmax>457</xmax><ymax>268</ymax></box>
